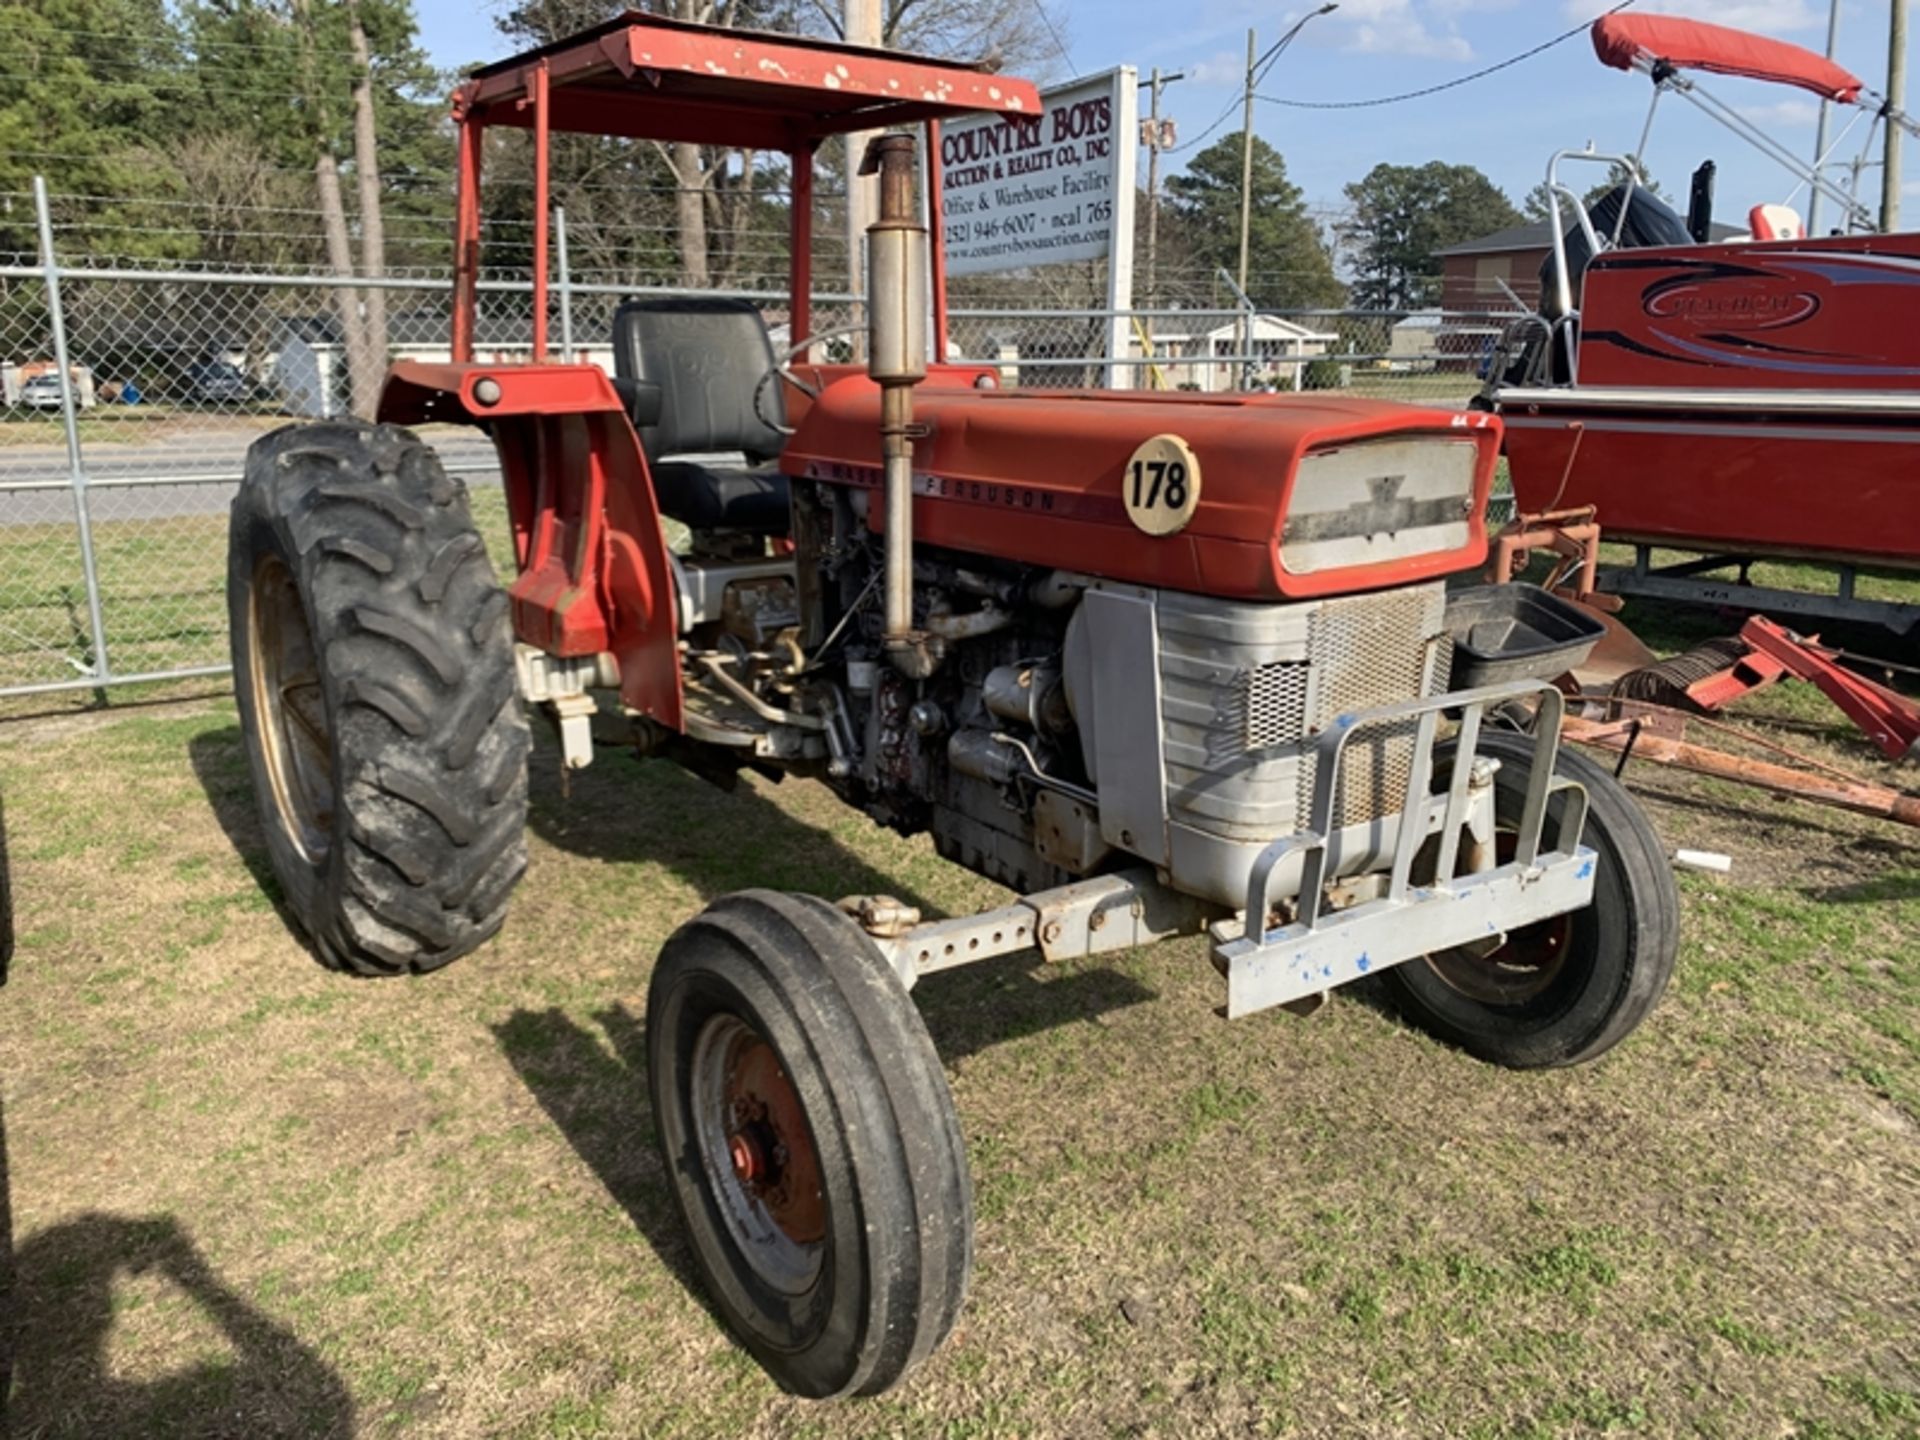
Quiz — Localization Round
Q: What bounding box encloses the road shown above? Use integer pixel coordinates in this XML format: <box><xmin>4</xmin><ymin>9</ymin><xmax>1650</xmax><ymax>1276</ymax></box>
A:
<box><xmin>0</xmin><ymin>424</ymin><xmax>502</xmax><ymax>525</ymax></box>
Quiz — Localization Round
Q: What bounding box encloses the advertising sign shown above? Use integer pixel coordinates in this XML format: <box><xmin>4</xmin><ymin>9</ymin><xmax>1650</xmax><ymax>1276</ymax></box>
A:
<box><xmin>939</xmin><ymin>68</ymin><xmax>1137</xmax><ymax>279</ymax></box>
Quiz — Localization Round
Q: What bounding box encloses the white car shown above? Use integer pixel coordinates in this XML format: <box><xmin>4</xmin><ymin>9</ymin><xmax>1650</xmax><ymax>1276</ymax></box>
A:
<box><xmin>17</xmin><ymin>374</ymin><xmax>65</xmax><ymax>411</ymax></box>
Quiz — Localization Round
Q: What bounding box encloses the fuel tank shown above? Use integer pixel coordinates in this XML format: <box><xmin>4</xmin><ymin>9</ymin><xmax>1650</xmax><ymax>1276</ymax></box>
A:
<box><xmin>781</xmin><ymin>373</ymin><xmax>1500</xmax><ymax>602</ymax></box>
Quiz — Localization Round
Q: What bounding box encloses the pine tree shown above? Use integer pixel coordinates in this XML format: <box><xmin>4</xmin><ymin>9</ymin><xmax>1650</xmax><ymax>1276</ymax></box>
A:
<box><xmin>1163</xmin><ymin>135</ymin><xmax>1343</xmax><ymax>310</ymax></box>
<box><xmin>1341</xmin><ymin>161</ymin><xmax>1522</xmax><ymax>311</ymax></box>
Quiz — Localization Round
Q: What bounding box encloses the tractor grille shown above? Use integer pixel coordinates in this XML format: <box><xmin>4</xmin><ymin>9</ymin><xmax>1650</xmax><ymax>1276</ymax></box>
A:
<box><xmin>1242</xmin><ymin>661</ymin><xmax>1311</xmax><ymax>750</ymax></box>
<box><xmin>1302</xmin><ymin>588</ymin><xmax>1448</xmax><ymax>830</ymax></box>
<box><xmin>1156</xmin><ymin>582</ymin><xmax>1448</xmax><ymax>847</ymax></box>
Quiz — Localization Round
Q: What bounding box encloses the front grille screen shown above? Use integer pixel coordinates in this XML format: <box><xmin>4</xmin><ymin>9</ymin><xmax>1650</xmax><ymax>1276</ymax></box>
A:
<box><xmin>1242</xmin><ymin>660</ymin><xmax>1311</xmax><ymax>751</ymax></box>
<box><xmin>1303</xmin><ymin>589</ymin><xmax>1442</xmax><ymax>830</ymax></box>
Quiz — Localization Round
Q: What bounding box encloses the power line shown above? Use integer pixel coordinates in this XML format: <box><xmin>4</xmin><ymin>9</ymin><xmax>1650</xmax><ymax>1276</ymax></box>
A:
<box><xmin>1032</xmin><ymin>1</ymin><xmax>1076</xmax><ymax>73</ymax></box>
<box><xmin>1255</xmin><ymin>0</ymin><xmax>1635</xmax><ymax>112</ymax></box>
<box><xmin>1168</xmin><ymin>92</ymin><xmax>1243</xmax><ymax>156</ymax></box>
<box><xmin>26</xmin><ymin>24</ymin><xmax>361</xmax><ymax>58</ymax></box>
<box><xmin>0</xmin><ymin>48</ymin><xmax>439</xmax><ymax>106</ymax></box>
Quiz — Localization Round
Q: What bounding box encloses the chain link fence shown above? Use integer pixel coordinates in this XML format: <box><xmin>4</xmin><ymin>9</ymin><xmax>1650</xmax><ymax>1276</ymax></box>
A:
<box><xmin>0</xmin><ymin>180</ymin><xmax>1514</xmax><ymax>702</ymax></box>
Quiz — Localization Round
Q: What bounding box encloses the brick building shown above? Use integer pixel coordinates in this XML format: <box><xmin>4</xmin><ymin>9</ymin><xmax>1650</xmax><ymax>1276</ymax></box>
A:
<box><xmin>1434</xmin><ymin>216</ymin><xmax>1746</xmax><ymax>311</ymax></box>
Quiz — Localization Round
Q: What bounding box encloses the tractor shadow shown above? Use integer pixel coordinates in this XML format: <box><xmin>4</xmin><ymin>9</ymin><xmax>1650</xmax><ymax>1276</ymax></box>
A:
<box><xmin>492</xmin><ymin>1004</ymin><xmax>720</xmax><ymax>1326</ymax></box>
<box><xmin>189</xmin><ymin>721</ymin><xmax>1154</xmax><ymax>1045</ymax></box>
<box><xmin>521</xmin><ymin>737</ymin><xmax>950</xmax><ymax>915</ymax></box>
<box><xmin>186</xmin><ymin>721</ymin><xmax>951</xmax><ymax>961</ymax></box>
<box><xmin>497</xmin><ymin>747</ymin><xmax>1156</xmax><ymax>1313</ymax></box>
<box><xmin>6</xmin><ymin>1210</ymin><xmax>355</xmax><ymax>1439</ymax></box>
<box><xmin>519</xmin><ymin>737</ymin><xmax>1159</xmax><ymax>1057</ymax></box>
<box><xmin>494</xmin><ymin>949</ymin><xmax>1155</xmax><ymax>1326</ymax></box>
<box><xmin>187</xmin><ymin>727</ymin><xmax>295</xmax><ymax>936</ymax></box>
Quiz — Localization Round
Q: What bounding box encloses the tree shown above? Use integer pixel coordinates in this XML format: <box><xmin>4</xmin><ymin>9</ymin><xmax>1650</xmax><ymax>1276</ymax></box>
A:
<box><xmin>182</xmin><ymin>0</ymin><xmax>444</xmax><ymax>414</ymax></box>
<box><xmin>0</xmin><ymin>0</ymin><xmax>191</xmax><ymax>261</ymax></box>
<box><xmin>1340</xmin><ymin>161</ymin><xmax>1522</xmax><ymax>311</ymax></box>
<box><xmin>797</xmin><ymin>0</ymin><xmax>1065</xmax><ymax>73</ymax></box>
<box><xmin>496</xmin><ymin>1</ymin><xmax>800</xmax><ymax>290</ymax></box>
<box><xmin>1163</xmin><ymin>135</ymin><xmax>1343</xmax><ymax>310</ymax></box>
<box><xmin>1523</xmin><ymin>156</ymin><xmax>1669</xmax><ymax>222</ymax></box>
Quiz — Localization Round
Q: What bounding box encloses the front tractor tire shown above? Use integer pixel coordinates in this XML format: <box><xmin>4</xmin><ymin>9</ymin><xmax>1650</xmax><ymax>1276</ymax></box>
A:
<box><xmin>647</xmin><ymin>892</ymin><xmax>973</xmax><ymax>1398</ymax></box>
<box><xmin>227</xmin><ymin>421</ymin><xmax>530</xmax><ymax>975</ymax></box>
<box><xmin>1386</xmin><ymin>730</ymin><xmax>1680</xmax><ymax>1069</ymax></box>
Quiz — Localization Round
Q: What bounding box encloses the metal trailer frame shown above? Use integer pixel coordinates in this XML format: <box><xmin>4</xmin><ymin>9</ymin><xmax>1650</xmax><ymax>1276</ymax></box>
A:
<box><xmin>1601</xmin><ymin>546</ymin><xmax>1920</xmax><ymax>641</ymax></box>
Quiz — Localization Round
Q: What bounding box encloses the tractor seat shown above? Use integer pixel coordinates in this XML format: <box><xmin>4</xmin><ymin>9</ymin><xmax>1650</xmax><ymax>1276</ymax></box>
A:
<box><xmin>648</xmin><ymin>460</ymin><xmax>791</xmax><ymax>533</ymax></box>
<box><xmin>611</xmin><ymin>297</ymin><xmax>792</xmax><ymax>535</ymax></box>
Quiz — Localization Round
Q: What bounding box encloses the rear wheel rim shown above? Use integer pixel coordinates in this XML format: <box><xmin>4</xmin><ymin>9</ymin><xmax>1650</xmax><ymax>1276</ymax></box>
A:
<box><xmin>689</xmin><ymin>1014</ymin><xmax>826</xmax><ymax>1296</ymax></box>
<box><xmin>247</xmin><ymin>553</ymin><xmax>334</xmax><ymax>866</ymax></box>
<box><xmin>1423</xmin><ymin>830</ymin><xmax>1574</xmax><ymax>1005</ymax></box>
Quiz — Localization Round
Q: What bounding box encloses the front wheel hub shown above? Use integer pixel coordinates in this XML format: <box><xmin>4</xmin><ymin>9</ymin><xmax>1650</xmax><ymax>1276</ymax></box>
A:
<box><xmin>690</xmin><ymin>1014</ymin><xmax>827</xmax><ymax>1295</ymax></box>
<box><xmin>728</xmin><ymin>1128</ymin><xmax>770</xmax><ymax>1185</ymax></box>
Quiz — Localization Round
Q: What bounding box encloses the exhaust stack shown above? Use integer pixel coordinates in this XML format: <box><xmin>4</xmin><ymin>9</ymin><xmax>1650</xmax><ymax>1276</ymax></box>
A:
<box><xmin>862</xmin><ymin>134</ymin><xmax>933</xmax><ymax>676</ymax></box>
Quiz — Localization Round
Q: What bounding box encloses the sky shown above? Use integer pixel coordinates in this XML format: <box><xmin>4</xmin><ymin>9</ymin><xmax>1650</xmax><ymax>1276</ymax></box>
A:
<box><xmin>413</xmin><ymin>0</ymin><xmax>1920</xmax><ymax>231</ymax></box>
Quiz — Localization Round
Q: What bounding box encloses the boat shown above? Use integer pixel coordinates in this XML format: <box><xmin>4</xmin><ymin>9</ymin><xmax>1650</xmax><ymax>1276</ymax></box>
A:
<box><xmin>1482</xmin><ymin>13</ymin><xmax>1920</xmax><ymax>639</ymax></box>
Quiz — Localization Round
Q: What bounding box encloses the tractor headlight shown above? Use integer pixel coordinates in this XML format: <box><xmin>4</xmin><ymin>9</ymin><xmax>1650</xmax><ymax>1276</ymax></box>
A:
<box><xmin>1281</xmin><ymin>437</ymin><xmax>1479</xmax><ymax>576</ymax></box>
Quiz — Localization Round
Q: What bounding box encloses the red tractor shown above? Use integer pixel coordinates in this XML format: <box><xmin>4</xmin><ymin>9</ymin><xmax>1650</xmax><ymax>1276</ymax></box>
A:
<box><xmin>227</xmin><ymin>14</ymin><xmax>1678</xmax><ymax>1398</ymax></box>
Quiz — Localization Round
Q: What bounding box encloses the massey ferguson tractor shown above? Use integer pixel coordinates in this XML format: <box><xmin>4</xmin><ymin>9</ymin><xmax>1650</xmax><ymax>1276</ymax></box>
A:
<box><xmin>226</xmin><ymin>14</ymin><xmax>1678</xmax><ymax>1398</ymax></box>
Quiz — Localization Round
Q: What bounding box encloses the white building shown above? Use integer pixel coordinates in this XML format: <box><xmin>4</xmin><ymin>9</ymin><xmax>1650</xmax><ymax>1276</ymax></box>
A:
<box><xmin>1129</xmin><ymin>313</ymin><xmax>1339</xmax><ymax>393</ymax></box>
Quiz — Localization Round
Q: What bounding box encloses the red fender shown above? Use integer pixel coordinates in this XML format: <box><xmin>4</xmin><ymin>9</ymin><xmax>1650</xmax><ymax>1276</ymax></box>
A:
<box><xmin>378</xmin><ymin>361</ymin><xmax>684</xmax><ymax>731</ymax></box>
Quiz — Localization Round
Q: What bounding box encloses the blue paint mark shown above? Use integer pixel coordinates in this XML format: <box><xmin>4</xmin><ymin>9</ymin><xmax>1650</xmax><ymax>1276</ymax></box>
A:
<box><xmin>1576</xmin><ymin>858</ymin><xmax>1595</xmax><ymax>881</ymax></box>
<box><xmin>1321</xmin><ymin>965</ymin><xmax>1332</xmax><ymax>979</ymax></box>
<box><xmin>1654</xmin><ymin>325</ymin><xmax>1920</xmax><ymax>377</ymax></box>
<box><xmin>1336</xmin><ymin>714</ymin><xmax>1357</xmax><ymax>730</ymax></box>
<box><xmin>1355</xmin><ymin>953</ymin><xmax>1372</xmax><ymax>974</ymax></box>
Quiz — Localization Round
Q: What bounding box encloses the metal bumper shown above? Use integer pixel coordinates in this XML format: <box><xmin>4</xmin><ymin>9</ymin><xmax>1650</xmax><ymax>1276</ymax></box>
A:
<box><xmin>1213</xmin><ymin>681</ymin><xmax>1596</xmax><ymax>1019</ymax></box>
<box><xmin>855</xmin><ymin>679</ymin><xmax>1597</xmax><ymax>1021</ymax></box>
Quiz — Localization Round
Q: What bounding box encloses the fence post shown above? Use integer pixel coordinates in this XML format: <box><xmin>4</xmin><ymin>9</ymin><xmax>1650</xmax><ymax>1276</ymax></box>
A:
<box><xmin>554</xmin><ymin>205</ymin><xmax>576</xmax><ymax>363</ymax></box>
<box><xmin>33</xmin><ymin>176</ymin><xmax>111</xmax><ymax>684</ymax></box>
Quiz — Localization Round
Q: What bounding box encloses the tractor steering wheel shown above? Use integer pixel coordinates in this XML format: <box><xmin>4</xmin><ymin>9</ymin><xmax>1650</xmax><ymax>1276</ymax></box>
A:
<box><xmin>753</xmin><ymin>323</ymin><xmax>864</xmax><ymax>436</ymax></box>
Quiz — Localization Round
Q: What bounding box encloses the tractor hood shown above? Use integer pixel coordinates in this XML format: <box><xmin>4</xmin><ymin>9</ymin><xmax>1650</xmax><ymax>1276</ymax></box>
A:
<box><xmin>781</xmin><ymin>375</ymin><xmax>1501</xmax><ymax>601</ymax></box>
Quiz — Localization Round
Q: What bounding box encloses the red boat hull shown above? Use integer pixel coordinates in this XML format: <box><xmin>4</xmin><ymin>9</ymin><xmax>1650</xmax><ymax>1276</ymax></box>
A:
<box><xmin>1501</xmin><ymin>231</ymin><xmax>1920</xmax><ymax>569</ymax></box>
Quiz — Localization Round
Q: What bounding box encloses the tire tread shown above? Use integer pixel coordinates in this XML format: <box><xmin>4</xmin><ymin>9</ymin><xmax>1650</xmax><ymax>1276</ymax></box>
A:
<box><xmin>228</xmin><ymin>419</ymin><xmax>528</xmax><ymax>976</ymax></box>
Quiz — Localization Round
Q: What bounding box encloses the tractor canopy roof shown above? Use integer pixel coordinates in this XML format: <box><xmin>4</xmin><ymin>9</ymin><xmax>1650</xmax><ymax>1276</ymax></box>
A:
<box><xmin>459</xmin><ymin>11</ymin><xmax>1044</xmax><ymax>151</ymax></box>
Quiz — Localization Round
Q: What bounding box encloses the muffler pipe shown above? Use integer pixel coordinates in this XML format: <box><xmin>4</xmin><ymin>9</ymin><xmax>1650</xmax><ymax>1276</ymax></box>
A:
<box><xmin>862</xmin><ymin>134</ymin><xmax>933</xmax><ymax>675</ymax></box>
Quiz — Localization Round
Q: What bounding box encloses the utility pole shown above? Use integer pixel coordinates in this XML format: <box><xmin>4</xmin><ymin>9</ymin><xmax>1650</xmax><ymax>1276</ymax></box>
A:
<box><xmin>1234</xmin><ymin>29</ymin><xmax>1258</xmax><ymax>383</ymax></box>
<box><xmin>1233</xmin><ymin>5</ymin><xmax>1336</xmax><ymax>387</ymax></box>
<box><xmin>1235</xmin><ymin>29</ymin><xmax>1258</xmax><ymax>314</ymax></box>
<box><xmin>1140</xmin><ymin>66</ymin><xmax>1183</xmax><ymax>384</ymax></box>
<box><xmin>346</xmin><ymin>0</ymin><xmax>388</xmax><ymax>382</ymax></box>
<box><xmin>291</xmin><ymin>0</ymin><xmax>375</xmax><ymax>417</ymax></box>
<box><xmin>1143</xmin><ymin>68</ymin><xmax>1183</xmax><ymax>308</ymax></box>
<box><xmin>1884</xmin><ymin>0</ymin><xmax>1908</xmax><ymax>232</ymax></box>
<box><xmin>1810</xmin><ymin>0</ymin><xmax>1842</xmax><ymax>234</ymax></box>
<box><xmin>846</xmin><ymin>0</ymin><xmax>882</xmax><ymax>355</ymax></box>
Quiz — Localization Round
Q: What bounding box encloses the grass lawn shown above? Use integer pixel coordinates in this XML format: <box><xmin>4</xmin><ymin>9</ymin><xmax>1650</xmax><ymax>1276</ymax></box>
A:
<box><xmin>0</xmin><ymin>412</ymin><xmax>290</xmax><ymax>449</ymax></box>
<box><xmin>0</xmin><ymin>606</ymin><xmax>1915</xmax><ymax>1437</ymax></box>
<box><xmin>0</xmin><ymin>441</ymin><xmax>1915</xmax><ymax>1436</ymax></box>
<box><xmin>0</xmin><ymin>486</ymin><xmax>514</xmax><ymax>697</ymax></box>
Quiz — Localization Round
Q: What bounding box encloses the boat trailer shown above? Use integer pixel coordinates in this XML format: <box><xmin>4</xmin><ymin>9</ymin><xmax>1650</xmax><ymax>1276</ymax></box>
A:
<box><xmin>1490</xmin><ymin>507</ymin><xmax>1920</xmax><ymax>830</ymax></box>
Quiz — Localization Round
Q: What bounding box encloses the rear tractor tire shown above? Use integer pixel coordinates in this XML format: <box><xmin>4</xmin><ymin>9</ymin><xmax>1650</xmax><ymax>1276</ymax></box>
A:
<box><xmin>1385</xmin><ymin>730</ymin><xmax>1679</xmax><ymax>1068</ymax></box>
<box><xmin>227</xmin><ymin>420</ymin><xmax>530</xmax><ymax>975</ymax></box>
<box><xmin>647</xmin><ymin>892</ymin><xmax>973</xmax><ymax>1398</ymax></box>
